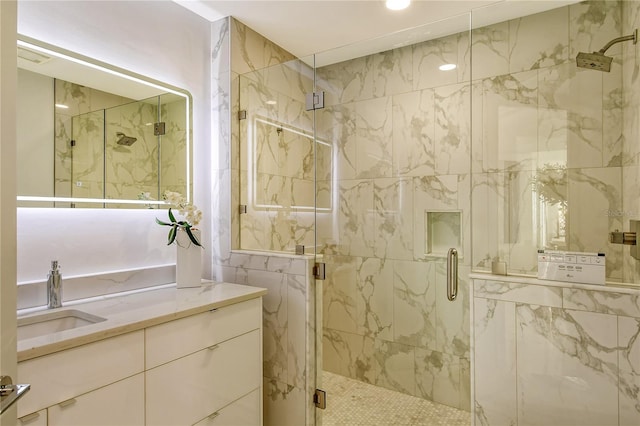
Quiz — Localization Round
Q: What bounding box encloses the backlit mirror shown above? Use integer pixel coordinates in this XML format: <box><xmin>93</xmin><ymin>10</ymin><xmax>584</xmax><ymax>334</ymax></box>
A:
<box><xmin>16</xmin><ymin>36</ymin><xmax>192</xmax><ymax>208</ymax></box>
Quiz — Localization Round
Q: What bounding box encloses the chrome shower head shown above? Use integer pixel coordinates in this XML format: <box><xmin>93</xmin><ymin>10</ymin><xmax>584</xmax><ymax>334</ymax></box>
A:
<box><xmin>576</xmin><ymin>29</ymin><xmax>638</xmax><ymax>72</ymax></box>
<box><xmin>576</xmin><ymin>51</ymin><xmax>613</xmax><ymax>72</ymax></box>
<box><xmin>116</xmin><ymin>132</ymin><xmax>137</xmax><ymax>146</ymax></box>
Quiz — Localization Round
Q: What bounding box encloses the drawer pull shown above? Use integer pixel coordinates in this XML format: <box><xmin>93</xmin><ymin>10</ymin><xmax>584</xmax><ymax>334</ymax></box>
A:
<box><xmin>19</xmin><ymin>412</ymin><xmax>40</xmax><ymax>423</ymax></box>
<box><xmin>59</xmin><ymin>398</ymin><xmax>77</xmax><ymax>408</ymax></box>
<box><xmin>209</xmin><ymin>307</ymin><xmax>219</xmax><ymax>313</ymax></box>
<box><xmin>208</xmin><ymin>344</ymin><xmax>220</xmax><ymax>351</ymax></box>
<box><xmin>208</xmin><ymin>411</ymin><xmax>220</xmax><ymax>420</ymax></box>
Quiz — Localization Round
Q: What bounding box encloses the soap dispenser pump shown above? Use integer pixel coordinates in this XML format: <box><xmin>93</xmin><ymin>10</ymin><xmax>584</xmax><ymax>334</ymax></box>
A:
<box><xmin>47</xmin><ymin>260</ymin><xmax>62</xmax><ymax>309</ymax></box>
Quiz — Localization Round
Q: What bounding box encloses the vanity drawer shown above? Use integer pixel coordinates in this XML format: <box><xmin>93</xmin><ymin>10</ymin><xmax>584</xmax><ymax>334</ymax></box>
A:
<box><xmin>47</xmin><ymin>374</ymin><xmax>144</xmax><ymax>426</ymax></box>
<box><xmin>18</xmin><ymin>409</ymin><xmax>46</xmax><ymax>425</ymax></box>
<box><xmin>145</xmin><ymin>297</ymin><xmax>261</xmax><ymax>368</ymax></box>
<box><xmin>17</xmin><ymin>330</ymin><xmax>144</xmax><ymax>417</ymax></box>
<box><xmin>193</xmin><ymin>388</ymin><xmax>261</xmax><ymax>426</ymax></box>
<box><xmin>146</xmin><ymin>329</ymin><xmax>261</xmax><ymax>426</ymax></box>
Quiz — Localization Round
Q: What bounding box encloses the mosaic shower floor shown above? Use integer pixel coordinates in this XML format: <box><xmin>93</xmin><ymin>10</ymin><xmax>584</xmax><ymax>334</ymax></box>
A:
<box><xmin>321</xmin><ymin>371</ymin><xmax>470</xmax><ymax>426</ymax></box>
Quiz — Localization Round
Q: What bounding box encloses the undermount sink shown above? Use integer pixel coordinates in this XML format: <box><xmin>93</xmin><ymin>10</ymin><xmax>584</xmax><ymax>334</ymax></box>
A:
<box><xmin>18</xmin><ymin>309</ymin><xmax>106</xmax><ymax>341</ymax></box>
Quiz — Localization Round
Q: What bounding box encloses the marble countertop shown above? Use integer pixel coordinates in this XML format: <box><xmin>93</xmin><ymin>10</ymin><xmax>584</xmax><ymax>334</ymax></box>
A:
<box><xmin>17</xmin><ymin>281</ymin><xmax>267</xmax><ymax>362</ymax></box>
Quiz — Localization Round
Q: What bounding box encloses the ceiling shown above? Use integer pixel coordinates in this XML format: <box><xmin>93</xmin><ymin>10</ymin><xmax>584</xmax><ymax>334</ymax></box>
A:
<box><xmin>174</xmin><ymin>0</ymin><xmax>581</xmax><ymax>65</ymax></box>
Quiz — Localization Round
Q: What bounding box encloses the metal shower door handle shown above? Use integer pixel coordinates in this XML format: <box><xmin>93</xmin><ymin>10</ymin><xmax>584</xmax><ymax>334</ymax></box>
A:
<box><xmin>447</xmin><ymin>248</ymin><xmax>458</xmax><ymax>301</ymax></box>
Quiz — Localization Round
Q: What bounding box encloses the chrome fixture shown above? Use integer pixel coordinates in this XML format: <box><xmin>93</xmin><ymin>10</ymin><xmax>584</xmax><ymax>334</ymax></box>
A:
<box><xmin>446</xmin><ymin>248</ymin><xmax>458</xmax><ymax>301</ymax></box>
<box><xmin>576</xmin><ymin>29</ymin><xmax>638</xmax><ymax>72</ymax></box>
<box><xmin>47</xmin><ymin>260</ymin><xmax>62</xmax><ymax>309</ymax></box>
<box><xmin>610</xmin><ymin>220</ymin><xmax>640</xmax><ymax>260</ymax></box>
<box><xmin>115</xmin><ymin>132</ymin><xmax>137</xmax><ymax>146</ymax></box>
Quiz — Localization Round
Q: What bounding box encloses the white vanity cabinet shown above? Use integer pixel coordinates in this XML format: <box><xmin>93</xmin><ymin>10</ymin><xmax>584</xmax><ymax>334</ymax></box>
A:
<box><xmin>145</xmin><ymin>297</ymin><xmax>262</xmax><ymax>426</ymax></box>
<box><xmin>17</xmin><ymin>331</ymin><xmax>144</xmax><ymax>420</ymax></box>
<box><xmin>17</xmin><ymin>294</ymin><xmax>264</xmax><ymax>426</ymax></box>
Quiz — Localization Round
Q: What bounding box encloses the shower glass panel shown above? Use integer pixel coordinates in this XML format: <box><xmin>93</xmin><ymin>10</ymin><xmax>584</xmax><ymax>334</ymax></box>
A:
<box><xmin>314</xmin><ymin>11</ymin><xmax>473</xmax><ymax>418</ymax></box>
<box><xmin>470</xmin><ymin>0</ymin><xmax>640</xmax><ymax>285</ymax></box>
<box><xmin>237</xmin><ymin>58</ymin><xmax>318</xmax><ymax>254</ymax></box>
<box><xmin>70</xmin><ymin>110</ymin><xmax>104</xmax><ymax>202</ymax></box>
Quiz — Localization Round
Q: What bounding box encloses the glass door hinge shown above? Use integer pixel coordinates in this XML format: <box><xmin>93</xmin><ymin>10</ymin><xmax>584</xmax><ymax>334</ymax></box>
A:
<box><xmin>313</xmin><ymin>262</ymin><xmax>326</xmax><ymax>280</ymax></box>
<box><xmin>313</xmin><ymin>388</ymin><xmax>326</xmax><ymax>409</ymax></box>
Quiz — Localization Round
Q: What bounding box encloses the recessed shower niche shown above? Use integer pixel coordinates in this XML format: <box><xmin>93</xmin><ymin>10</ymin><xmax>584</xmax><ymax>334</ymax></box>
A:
<box><xmin>425</xmin><ymin>210</ymin><xmax>462</xmax><ymax>257</ymax></box>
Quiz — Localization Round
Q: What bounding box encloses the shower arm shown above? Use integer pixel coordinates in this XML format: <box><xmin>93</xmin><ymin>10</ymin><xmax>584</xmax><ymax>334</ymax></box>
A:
<box><xmin>598</xmin><ymin>29</ymin><xmax>638</xmax><ymax>54</ymax></box>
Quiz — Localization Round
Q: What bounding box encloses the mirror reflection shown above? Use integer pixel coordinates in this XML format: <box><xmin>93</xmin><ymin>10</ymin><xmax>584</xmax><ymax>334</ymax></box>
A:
<box><xmin>16</xmin><ymin>37</ymin><xmax>191</xmax><ymax>208</ymax></box>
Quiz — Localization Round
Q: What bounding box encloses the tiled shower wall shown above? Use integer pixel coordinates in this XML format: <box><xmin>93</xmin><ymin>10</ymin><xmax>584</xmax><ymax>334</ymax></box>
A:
<box><xmin>210</xmin><ymin>18</ymin><xmax>319</xmax><ymax>426</ymax></box>
<box><xmin>319</xmin><ymin>0</ymin><xmax>633</xmax><ymax>412</ymax></box>
<box><xmin>315</xmin><ymin>18</ymin><xmax>473</xmax><ymax>412</ymax></box>
<box><xmin>472</xmin><ymin>0</ymin><xmax>631</xmax><ymax>282</ymax></box>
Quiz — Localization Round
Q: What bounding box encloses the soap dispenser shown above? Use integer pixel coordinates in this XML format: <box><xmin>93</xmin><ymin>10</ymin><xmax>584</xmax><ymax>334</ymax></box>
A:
<box><xmin>47</xmin><ymin>260</ymin><xmax>62</xmax><ymax>309</ymax></box>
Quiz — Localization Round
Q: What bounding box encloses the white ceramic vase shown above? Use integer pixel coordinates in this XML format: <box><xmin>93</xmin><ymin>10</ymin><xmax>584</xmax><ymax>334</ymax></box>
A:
<box><xmin>175</xmin><ymin>228</ymin><xmax>202</xmax><ymax>288</ymax></box>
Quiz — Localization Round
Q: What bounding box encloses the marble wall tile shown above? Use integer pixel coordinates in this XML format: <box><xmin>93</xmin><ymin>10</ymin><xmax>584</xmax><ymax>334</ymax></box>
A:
<box><xmin>356</xmin><ymin>257</ymin><xmax>394</xmax><ymax>341</ymax></box>
<box><xmin>563</xmin><ymin>287</ymin><xmax>640</xmax><ymax>317</ymax></box>
<box><xmin>603</xmin><ymin>57</ymin><xmax>623</xmax><ymax>167</ymax></box>
<box><xmin>316</xmin><ymin>104</ymin><xmax>357</xmax><ymax>180</ymax></box>
<box><xmin>323</xmin><ymin>328</ymin><xmax>377</xmax><ymax>384</ymax></box>
<box><xmin>569</xmin><ymin>1</ymin><xmax>622</xmax><ymax>60</ymax></box>
<box><xmin>538</xmin><ymin>63</ymin><xmax>604</xmax><ymax>169</ymax></box>
<box><xmin>505</xmin><ymin>170</ymin><xmax>538</xmax><ymax>275</ymax></box>
<box><xmin>323</xmin><ymin>255</ymin><xmax>358</xmax><ymax>334</ymax></box>
<box><xmin>415</xmin><ymin>347</ymin><xmax>461</xmax><ymax>409</ymax></box>
<box><xmin>508</xmin><ymin>6</ymin><xmax>569</xmax><ymax>73</ymax></box>
<box><xmin>482</xmin><ymin>70</ymin><xmax>538</xmax><ymax>172</ymax></box>
<box><xmin>251</xmin><ymin>269</ymin><xmax>289</xmax><ymax>383</ymax></box>
<box><xmin>434</xmin><ymin>83</ymin><xmax>471</xmax><ymax>175</ymax></box>
<box><xmin>470</xmin><ymin>172</ymin><xmax>508</xmax><ymax>270</ymax></box>
<box><xmin>474</xmin><ymin>280</ymin><xmax>563</xmax><ymax>307</ymax></box>
<box><xmin>618</xmin><ymin>315</ymin><xmax>640</xmax><ymax>426</ymax></box>
<box><xmin>317</xmin><ymin>55</ymin><xmax>375</xmax><ymax>107</ymax></box>
<box><xmin>435</xmin><ymin>264</ymin><xmax>470</xmax><ymax>358</ymax></box>
<box><xmin>373</xmin><ymin>178</ymin><xmax>413</xmax><ymax>260</ymax></box>
<box><xmin>459</xmin><ymin>357</ymin><xmax>470</xmax><ymax>411</ymax></box>
<box><xmin>622</xmin><ymin>165</ymin><xmax>640</xmax><ymax>283</ymax></box>
<box><xmin>263</xmin><ymin>379</ymin><xmax>306</xmax><ymax>426</ymax></box>
<box><xmin>355</xmin><ymin>96</ymin><xmax>393</xmax><ymax>178</ymax></box>
<box><xmin>288</xmin><ymin>274</ymin><xmax>307</xmax><ymax>388</ymax></box>
<box><xmin>392</xmin><ymin>89</ymin><xmax>435</xmax><ymax>177</ymax></box>
<box><xmin>373</xmin><ymin>45</ymin><xmax>413</xmax><ymax>98</ymax></box>
<box><xmin>337</xmin><ymin>179</ymin><xmax>375</xmax><ymax>257</ymax></box>
<box><xmin>375</xmin><ymin>340</ymin><xmax>416</xmax><ymax>396</ymax></box>
<box><xmin>413</xmin><ymin>34</ymin><xmax>460</xmax><ymax>90</ymax></box>
<box><xmin>230</xmin><ymin>18</ymin><xmax>296</xmax><ymax>76</ymax></box>
<box><xmin>567</xmin><ymin>167</ymin><xmax>622</xmax><ymax>279</ymax></box>
<box><xmin>393</xmin><ymin>260</ymin><xmax>436</xmax><ymax>349</ymax></box>
<box><xmin>468</xmin><ymin>21</ymin><xmax>510</xmax><ymax>81</ymax></box>
<box><xmin>473</xmin><ymin>297</ymin><xmax>517</xmax><ymax>426</ymax></box>
<box><xmin>622</xmin><ymin>1</ymin><xmax>640</xmax><ymax>168</ymax></box>
<box><xmin>516</xmin><ymin>305</ymin><xmax>619</xmax><ymax>426</ymax></box>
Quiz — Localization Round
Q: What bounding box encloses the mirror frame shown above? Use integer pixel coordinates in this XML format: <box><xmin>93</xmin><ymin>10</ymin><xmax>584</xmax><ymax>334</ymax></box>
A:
<box><xmin>16</xmin><ymin>35</ymin><xmax>193</xmax><ymax>207</ymax></box>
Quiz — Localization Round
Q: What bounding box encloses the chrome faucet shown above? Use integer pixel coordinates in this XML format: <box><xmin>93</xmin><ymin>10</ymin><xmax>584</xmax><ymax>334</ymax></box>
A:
<box><xmin>47</xmin><ymin>260</ymin><xmax>62</xmax><ymax>309</ymax></box>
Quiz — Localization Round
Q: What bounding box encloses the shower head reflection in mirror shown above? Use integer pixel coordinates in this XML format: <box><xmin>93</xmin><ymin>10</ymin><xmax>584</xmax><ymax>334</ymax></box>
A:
<box><xmin>16</xmin><ymin>36</ymin><xmax>193</xmax><ymax>208</ymax></box>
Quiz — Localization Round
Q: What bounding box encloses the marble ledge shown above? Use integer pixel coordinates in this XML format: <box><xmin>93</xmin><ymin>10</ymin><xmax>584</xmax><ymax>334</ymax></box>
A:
<box><xmin>17</xmin><ymin>281</ymin><xmax>267</xmax><ymax>362</ymax></box>
<box><xmin>469</xmin><ymin>272</ymin><xmax>640</xmax><ymax>296</ymax></box>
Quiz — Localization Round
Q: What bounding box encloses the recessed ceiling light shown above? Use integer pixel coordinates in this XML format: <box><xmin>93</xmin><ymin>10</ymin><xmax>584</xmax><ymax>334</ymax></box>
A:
<box><xmin>266</xmin><ymin>100</ymin><xmax>277</xmax><ymax>105</ymax></box>
<box><xmin>55</xmin><ymin>104</ymin><xmax>69</xmax><ymax>109</ymax></box>
<box><xmin>439</xmin><ymin>63</ymin><xmax>457</xmax><ymax>71</ymax></box>
<box><xmin>386</xmin><ymin>0</ymin><xmax>410</xmax><ymax>11</ymax></box>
